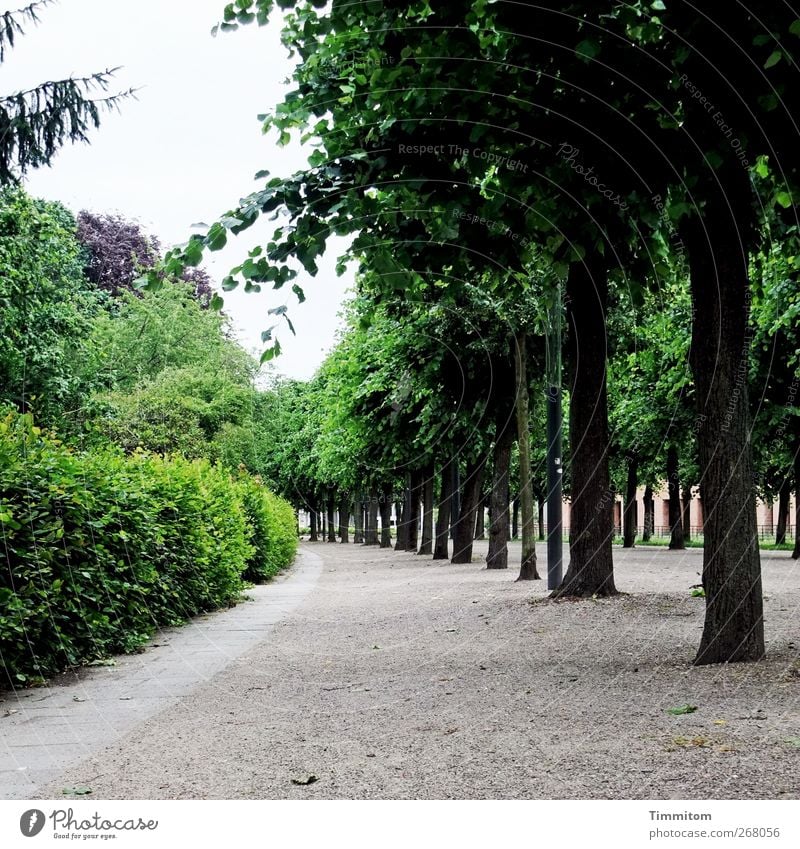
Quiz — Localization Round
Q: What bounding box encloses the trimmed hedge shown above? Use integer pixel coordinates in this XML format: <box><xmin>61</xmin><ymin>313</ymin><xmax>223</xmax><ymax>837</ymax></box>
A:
<box><xmin>0</xmin><ymin>411</ymin><xmax>297</xmax><ymax>686</ymax></box>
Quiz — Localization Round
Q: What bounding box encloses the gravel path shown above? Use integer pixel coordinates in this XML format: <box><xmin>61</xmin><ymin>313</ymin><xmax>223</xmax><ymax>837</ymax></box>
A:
<box><xmin>33</xmin><ymin>542</ymin><xmax>800</xmax><ymax>799</ymax></box>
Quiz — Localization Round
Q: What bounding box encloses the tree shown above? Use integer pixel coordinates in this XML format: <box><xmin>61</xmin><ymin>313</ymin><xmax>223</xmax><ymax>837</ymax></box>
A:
<box><xmin>157</xmin><ymin>0</ymin><xmax>800</xmax><ymax>662</ymax></box>
<box><xmin>0</xmin><ymin>1</ymin><xmax>132</xmax><ymax>183</ymax></box>
<box><xmin>0</xmin><ymin>187</ymin><xmax>100</xmax><ymax>426</ymax></box>
<box><xmin>76</xmin><ymin>211</ymin><xmax>213</xmax><ymax>304</ymax></box>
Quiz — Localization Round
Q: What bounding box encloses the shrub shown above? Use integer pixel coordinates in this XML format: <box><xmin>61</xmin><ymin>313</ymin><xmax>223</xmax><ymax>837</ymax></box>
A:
<box><xmin>0</xmin><ymin>411</ymin><xmax>296</xmax><ymax>686</ymax></box>
<box><xmin>235</xmin><ymin>473</ymin><xmax>298</xmax><ymax>583</ymax></box>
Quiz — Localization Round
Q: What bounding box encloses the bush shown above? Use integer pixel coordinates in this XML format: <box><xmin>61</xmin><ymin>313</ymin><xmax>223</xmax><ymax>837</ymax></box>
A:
<box><xmin>0</xmin><ymin>411</ymin><xmax>296</xmax><ymax>686</ymax></box>
<box><xmin>235</xmin><ymin>473</ymin><xmax>298</xmax><ymax>583</ymax></box>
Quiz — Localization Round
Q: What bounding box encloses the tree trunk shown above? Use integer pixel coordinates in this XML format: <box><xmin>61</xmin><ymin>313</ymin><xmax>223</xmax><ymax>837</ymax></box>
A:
<box><xmin>685</xmin><ymin>204</ymin><xmax>764</xmax><ymax>664</ymax></box>
<box><xmin>451</xmin><ymin>457</ymin><xmax>485</xmax><ymax>564</ymax></box>
<box><xmin>682</xmin><ymin>484</ymin><xmax>692</xmax><ymax>542</ymax></box>
<box><xmin>551</xmin><ymin>256</ymin><xmax>616</xmax><ymax>597</ymax></box>
<box><xmin>418</xmin><ymin>466</ymin><xmax>434</xmax><ymax>555</ymax></box>
<box><xmin>537</xmin><ymin>498</ymin><xmax>545</xmax><ymax>540</ymax></box>
<box><xmin>776</xmin><ymin>476</ymin><xmax>790</xmax><ymax>545</ymax></box>
<box><xmin>642</xmin><ymin>485</ymin><xmax>654</xmax><ymax>542</ymax></box>
<box><xmin>338</xmin><ymin>496</ymin><xmax>349</xmax><ymax>543</ymax></box>
<box><xmin>487</xmin><ymin>412</ymin><xmax>514</xmax><ymax>569</ymax></box>
<box><xmin>512</xmin><ymin>497</ymin><xmax>519</xmax><ymax>539</ymax></box>
<box><xmin>406</xmin><ymin>470</ymin><xmax>422</xmax><ymax>552</ymax></box>
<box><xmin>667</xmin><ymin>445</ymin><xmax>685</xmax><ymax>550</ymax></box>
<box><xmin>353</xmin><ymin>493</ymin><xmax>364</xmax><ymax>543</ymax></box>
<box><xmin>474</xmin><ymin>493</ymin><xmax>487</xmax><ymax>540</ymax></box>
<box><xmin>379</xmin><ymin>485</ymin><xmax>393</xmax><ymax>548</ymax></box>
<box><xmin>365</xmin><ymin>489</ymin><xmax>379</xmax><ymax>545</ymax></box>
<box><xmin>309</xmin><ymin>501</ymin><xmax>319</xmax><ymax>542</ymax></box>
<box><xmin>514</xmin><ymin>331</ymin><xmax>540</xmax><ymax>581</ymax></box>
<box><xmin>793</xmin><ymin>445</ymin><xmax>800</xmax><ymax>560</ymax></box>
<box><xmin>326</xmin><ymin>497</ymin><xmax>336</xmax><ymax>543</ymax></box>
<box><xmin>433</xmin><ymin>460</ymin><xmax>454</xmax><ymax>560</ymax></box>
<box><xmin>623</xmin><ymin>457</ymin><xmax>638</xmax><ymax>548</ymax></box>
<box><xmin>394</xmin><ymin>482</ymin><xmax>409</xmax><ymax>551</ymax></box>
<box><xmin>449</xmin><ymin>463</ymin><xmax>460</xmax><ymax>539</ymax></box>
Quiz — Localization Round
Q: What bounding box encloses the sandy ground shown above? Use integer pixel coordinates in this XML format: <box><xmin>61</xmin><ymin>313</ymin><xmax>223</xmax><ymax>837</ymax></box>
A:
<box><xmin>36</xmin><ymin>541</ymin><xmax>800</xmax><ymax>800</ymax></box>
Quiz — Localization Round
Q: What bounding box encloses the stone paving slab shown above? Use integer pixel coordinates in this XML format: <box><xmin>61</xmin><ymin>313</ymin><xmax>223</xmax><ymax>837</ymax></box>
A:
<box><xmin>0</xmin><ymin>547</ymin><xmax>321</xmax><ymax>800</ymax></box>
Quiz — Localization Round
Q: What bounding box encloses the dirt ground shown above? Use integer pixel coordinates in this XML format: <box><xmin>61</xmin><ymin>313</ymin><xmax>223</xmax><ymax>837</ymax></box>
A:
<box><xmin>36</xmin><ymin>541</ymin><xmax>800</xmax><ymax>799</ymax></box>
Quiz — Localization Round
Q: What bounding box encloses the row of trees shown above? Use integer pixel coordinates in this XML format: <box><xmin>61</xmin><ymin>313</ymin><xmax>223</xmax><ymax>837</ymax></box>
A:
<box><xmin>252</xmin><ymin>269</ymin><xmax>798</xmax><ymax>561</ymax></box>
<box><xmin>152</xmin><ymin>1</ymin><xmax>800</xmax><ymax>666</ymax></box>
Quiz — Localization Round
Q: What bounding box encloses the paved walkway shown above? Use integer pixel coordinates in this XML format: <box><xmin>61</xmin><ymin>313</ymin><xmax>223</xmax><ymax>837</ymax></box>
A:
<box><xmin>1</xmin><ymin>542</ymin><xmax>798</xmax><ymax>799</ymax></box>
<box><xmin>0</xmin><ymin>549</ymin><xmax>322</xmax><ymax>799</ymax></box>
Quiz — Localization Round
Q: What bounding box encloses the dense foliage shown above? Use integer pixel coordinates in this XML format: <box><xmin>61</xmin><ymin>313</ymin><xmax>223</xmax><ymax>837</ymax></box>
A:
<box><xmin>146</xmin><ymin>0</ymin><xmax>800</xmax><ymax>665</ymax></box>
<box><xmin>0</xmin><ymin>188</ymin><xmax>298</xmax><ymax>687</ymax></box>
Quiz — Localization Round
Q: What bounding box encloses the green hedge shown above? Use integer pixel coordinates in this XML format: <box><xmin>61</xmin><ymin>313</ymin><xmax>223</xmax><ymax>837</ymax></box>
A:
<box><xmin>0</xmin><ymin>411</ymin><xmax>297</xmax><ymax>686</ymax></box>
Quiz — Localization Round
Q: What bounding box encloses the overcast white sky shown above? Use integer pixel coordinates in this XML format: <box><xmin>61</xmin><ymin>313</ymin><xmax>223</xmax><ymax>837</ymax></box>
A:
<box><xmin>7</xmin><ymin>0</ymin><xmax>352</xmax><ymax>379</ymax></box>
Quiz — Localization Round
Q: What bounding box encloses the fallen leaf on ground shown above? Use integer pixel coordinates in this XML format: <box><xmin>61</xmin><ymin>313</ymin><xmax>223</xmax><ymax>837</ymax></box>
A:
<box><xmin>291</xmin><ymin>774</ymin><xmax>318</xmax><ymax>786</ymax></box>
<box><xmin>63</xmin><ymin>786</ymin><xmax>92</xmax><ymax>796</ymax></box>
<box><xmin>667</xmin><ymin>704</ymin><xmax>698</xmax><ymax>715</ymax></box>
<box><xmin>673</xmin><ymin>736</ymin><xmax>711</xmax><ymax>748</ymax></box>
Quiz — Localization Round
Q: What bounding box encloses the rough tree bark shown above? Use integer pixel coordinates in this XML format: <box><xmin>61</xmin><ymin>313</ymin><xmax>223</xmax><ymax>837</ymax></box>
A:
<box><xmin>551</xmin><ymin>255</ymin><xmax>616</xmax><ymax>598</ymax></box>
<box><xmin>642</xmin><ymin>485</ymin><xmax>654</xmax><ymax>542</ymax></box>
<box><xmin>514</xmin><ymin>331</ymin><xmax>540</xmax><ymax>581</ymax></box>
<box><xmin>512</xmin><ymin>497</ymin><xmax>519</xmax><ymax>539</ymax></box>
<box><xmin>667</xmin><ymin>445</ymin><xmax>685</xmax><ymax>550</ymax></box>
<box><xmin>486</xmin><ymin>409</ymin><xmax>515</xmax><ymax>570</ymax></box>
<box><xmin>418</xmin><ymin>465</ymin><xmax>434</xmax><ymax>555</ymax></box>
<box><xmin>684</xmin><ymin>201</ymin><xmax>764</xmax><ymax>664</ymax></box>
<box><xmin>451</xmin><ymin>457</ymin><xmax>486</xmax><ymax>564</ymax></box>
<box><xmin>623</xmin><ymin>456</ymin><xmax>638</xmax><ymax>548</ymax></box>
<box><xmin>537</xmin><ymin>498</ymin><xmax>545</xmax><ymax>540</ymax></box>
<box><xmin>433</xmin><ymin>459</ymin><xmax>454</xmax><ymax>560</ymax></box>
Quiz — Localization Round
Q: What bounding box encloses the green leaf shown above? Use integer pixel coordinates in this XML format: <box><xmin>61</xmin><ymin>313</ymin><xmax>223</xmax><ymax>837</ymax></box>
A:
<box><xmin>210</xmin><ymin>293</ymin><xmax>224</xmax><ymax>311</ymax></box>
<box><xmin>764</xmin><ymin>50</ymin><xmax>782</xmax><ymax>68</ymax></box>
<box><xmin>575</xmin><ymin>39</ymin><xmax>599</xmax><ymax>60</ymax></box>
<box><xmin>206</xmin><ymin>223</ymin><xmax>227</xmax><ymax>252</ymax></box>
<box><xmin>667</xmin><ymin>704</ymin><xmax>698</xmax><ymax>715</ymax></box>
<box><xmin>776</xmin><ymin>191</ymin><xmax>793</xmax><ymax>208</ymax></box>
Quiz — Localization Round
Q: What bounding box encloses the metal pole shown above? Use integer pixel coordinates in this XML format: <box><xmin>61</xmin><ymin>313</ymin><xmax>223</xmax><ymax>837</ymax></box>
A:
<box><xmin>546</xmin><ymin>282</ymin><xmax>563</xmax><ymax>591</ymax></box>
